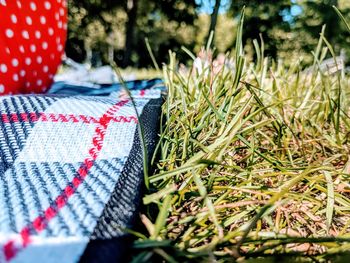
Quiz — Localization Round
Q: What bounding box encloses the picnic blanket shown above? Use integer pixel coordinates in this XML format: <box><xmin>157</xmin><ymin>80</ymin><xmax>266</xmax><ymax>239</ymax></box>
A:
<box><xmin>48</xmin><ymin>78</ymin><xmax>164</xmax><ymax>96</ymax></box>
<box><xmin>0</xmin><ymin>86</ymin><xmax>163</xmax><ymax>262</ymax></box>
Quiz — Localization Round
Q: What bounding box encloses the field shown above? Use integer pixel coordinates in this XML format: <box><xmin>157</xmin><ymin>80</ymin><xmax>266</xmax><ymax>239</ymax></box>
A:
<box><xmin>130</xmin><ymin>10</ymin><xmax>350</xmax><ymax>263</ymax></box>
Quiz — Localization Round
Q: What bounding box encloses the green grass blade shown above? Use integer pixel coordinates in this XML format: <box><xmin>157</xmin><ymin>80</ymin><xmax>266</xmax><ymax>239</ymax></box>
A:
<box><xmin>145</xmin><ymin>37</ymin><xmax>160</xmax><ymax>71</ymax></box>
<box><xmin>324</xmin><ymin>171</ymin><xmax>335</xmax><ymax>233</ymax></box>
<box><xmin>333</xmin><ymin>6</ymin><xmax>350</xmax><ymax>33</ymax></box>
<box><xmin>152</xmin><ymin>194</ymin><xmax>172</xmax><ymax>239</ymax></box>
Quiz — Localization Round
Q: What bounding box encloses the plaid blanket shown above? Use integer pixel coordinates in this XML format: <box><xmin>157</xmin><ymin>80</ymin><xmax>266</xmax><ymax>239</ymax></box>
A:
<box><xmin>0</xmin><ymin>89</ymin><xmax>162</xmax><ymax>262</ymax></box>
<box><xmin>48</xmin><ymin>78</ymin><xmax>164</xmax><ymax>96</ymax></box>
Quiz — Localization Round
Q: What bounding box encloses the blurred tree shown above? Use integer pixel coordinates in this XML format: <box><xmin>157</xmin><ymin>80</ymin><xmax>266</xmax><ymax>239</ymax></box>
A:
<box><xmin>123</xmin><ymin>0</ymin><xmax>139</xmax><ymax>67</ymax></box>
<box><xmin>66</xmin><ymin>0</ymin><xmax>350</xmax><ymax>68</ymax></box>
<box><xmin>125</xmin><ymin>0</ymin><xmax>198</xmax><ymax>67</ymax></box>
<box><xmin>294</xmin><ymin>0</ymin><xmax>350</xmax><ymax>55</ymax></box>
<box><xmin>206</xmin><ymin>0</ymin><xmax>222</xmax><ymax>42</ymax></box>
<box><xmin>230</xmin><ymin>0</ymin><xmax>292</xmax><ymax>59</ymax></box>
<box><xmin>67</xmin><ymin>0</ymin><xmax>198</xmax><ymax>67</ymax></box>
<box><xmin>66</xmin><ymin>0</ymin><xmax>124</xmax><ymax>63</ymax></box>
<box><xmin>195</xmin><ymin>13</ymin><xmax>236</xmax><ymax>53</ymax></box>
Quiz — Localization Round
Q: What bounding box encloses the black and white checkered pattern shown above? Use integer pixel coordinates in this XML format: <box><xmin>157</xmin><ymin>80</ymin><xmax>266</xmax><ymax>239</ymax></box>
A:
<box><xmin>0</xmin><ymin>90</ymin><xmax>162</xmax><ymax>263</ymax></box>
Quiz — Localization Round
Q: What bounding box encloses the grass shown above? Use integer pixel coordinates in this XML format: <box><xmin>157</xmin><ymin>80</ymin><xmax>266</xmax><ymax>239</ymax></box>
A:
<box><xmin>131</xmin><ymin>9</ymin><xmax>350</xmax><ymax>263</ymax></box>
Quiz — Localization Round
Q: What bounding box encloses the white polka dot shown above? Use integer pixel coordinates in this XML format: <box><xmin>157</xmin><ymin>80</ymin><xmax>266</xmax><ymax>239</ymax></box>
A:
<box><xmin>55</xmin><ymin>13</ymin><xmax>59</xmax><ymax>20</ymax></box>
<box><xmin>16</xmin><ymin>0</ymin><xmax>21</xmax><ymax>8</ymax></box>
<box><xmin>12</xmin><ymin>59</ymin><xmax>19</xmax><ymax>67</ymax></box>
<box><xmin>22</xmin><ymin>30</ymin><xmax>29</xmax><ymax>39</ymax></box>
<box><xmin>33</xmin><ymin>71</ymin><xmax>38</xmax><ymax>77</ymax></box>
<box><xmin>63</xmin><ymin>23</ymin><xmax>67</xmax><ymax>30</ymax></box>
<box><xmin>13</xmin><ymin>74</ymin><xmax>19</xmax><ymax>82</ymax></box>
<box><xmin>41</xmin><ymin>86</ymin><xmax>47</xmax><ymax>92</ymax></box>
<box><xmin>11</xmin><ymin>14</ymin><xmax>17</xmax><ymax>23</ymax></box>
<box><xmin>26</xmin><ymin>16</ymin><xmax>32</xmax><ymax>25</ymax></box>
<box><xmin>48</xmin><ymin>28</ymin><xmax>54</xmax><ymax>35</ymax></box>
<box><xmin>44</xmin><ymin>1</ymin><xmax>51</xmax><ymax>9</ymax></box>
<box><xmin>30</xmin><ymin>2</ymin><xmax>36</xmax><ymax>11</ymax></box>
<box><xmin>19</xmin><ymin>45</ymin><xmax>25</xmax><ymax>53</ymax></box>
<box><xmin>0</xmin><ymin>64</ymin><xmax>7</xmax><ymax>73</ymax></box>
<box><xmin>26</xmin><ymin>82</ymin><xmax>31</xmax><ymax>88</ymax></box>
<box><xmin>0</xmin><ymin>84</ymin><xmax>4</xmax><ymax>93</ymax></box>
<box><xmin>59</xmin><ymin>8</ymin><xmax>64</xmax><ymax>16</ymax></box>
<box><xmin>56</xmin><ymin>37</ymin><xmax>61</xmax><ymax>44</ymax></box>
<box><xmin>42</xmin><ymin>42</ymin><xmax>48</xmax><ymax>50</ymax></box>
<box><xmin>37</xmin><ymin>79</ymin><xmax>42</xmax><ymax>86</ymax></box>
<box><xmin>0</xmin><ymin>0</ymin><xmax>6</xmax><ymax>7</ymax></box>
<box><xmin>40</xmin><ymin>16</ymin><xmax>46</xmax><ymax>24</ymax></box>
<box><xmin>30</xmin><ymin>44</ymin><xmax>36</xmax><ymax>52</ymax></box>
<box><xmin>43</xmin><ymin>65</ymin><xmax>49</xmax><ymax>72</ymax></box>
<box><xmin>35</xmin><ymin>31</ymin><xmax>41</xmax><ymax>39</ymax></box>
<box><xmin>25</xmin><ymin>58</ymin><xmax>31</xmax><ymax>65</ymax></box>
<box><xmin>20</xmin><ymin>70</ymin><xmax>26</xmax><ymax>77</ymax></box>
<box><xmin>6</xmin><ymin>29</ymin><xmax>14</xmax><ymax>38</ymax></box>
<box><xmin>58</xmin><ymin>45</ymin><xmax>63</xmax><ymax>52</ymax></box>
<box><xmin>58</xmin><ymin>21</ymin><xmax>62</xmax><ymax>28</ymax></box>
<box><xmin>5</xmin><ymin>48</ymin><xmax>10</xmax><ymax>54</ymax></box>
<box><xmin>37</xmin><ymin>56</ymin><xmax>42</xmax><ymax>64</ymax></box>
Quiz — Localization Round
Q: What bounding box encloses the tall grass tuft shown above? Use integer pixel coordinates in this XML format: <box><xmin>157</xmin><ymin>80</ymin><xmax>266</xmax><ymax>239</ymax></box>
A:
<box><xmin>133</xmin><ymin>9</ymin><xmax>350</xmax><ymax>262</ymax></box>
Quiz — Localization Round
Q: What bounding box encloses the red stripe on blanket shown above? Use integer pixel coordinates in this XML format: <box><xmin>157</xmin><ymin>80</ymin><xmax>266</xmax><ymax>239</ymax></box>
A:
<box><xmin>3</xmin><ymin>99</ymin><xmax>130</xmax><ymax>261</ymax></box>
<box><xmin>1</xmin><ymin>113</ymin><xmax>138</xmax><ymax>124</ymax></box>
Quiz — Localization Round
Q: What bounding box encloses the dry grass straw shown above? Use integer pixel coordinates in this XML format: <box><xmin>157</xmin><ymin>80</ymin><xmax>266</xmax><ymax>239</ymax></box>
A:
<box><xmin>132</xmin><ymin>9</ymin><xmax>350</xmax><ymax>262</ymax></box>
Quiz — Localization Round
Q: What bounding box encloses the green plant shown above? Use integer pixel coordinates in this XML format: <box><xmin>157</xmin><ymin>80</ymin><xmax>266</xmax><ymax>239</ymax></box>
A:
<box><xmin>132</xmin><ymin>9</ymin><xmax>350</xmax><ymax>262</ymax></box>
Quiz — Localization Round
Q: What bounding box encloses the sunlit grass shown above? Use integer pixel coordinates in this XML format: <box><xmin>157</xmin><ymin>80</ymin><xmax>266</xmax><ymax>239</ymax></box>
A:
<box><xmin>132</xmin><ymin>9</ymin><xmax>350</xmax><ymax>262</ymax></box>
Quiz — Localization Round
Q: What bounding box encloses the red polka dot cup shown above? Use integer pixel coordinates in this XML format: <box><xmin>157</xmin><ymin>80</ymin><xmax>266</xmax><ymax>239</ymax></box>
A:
<box><xmin>0</xmin><ymin>0</ymin><xmax>67</xmax><ymax>95</ymax></box>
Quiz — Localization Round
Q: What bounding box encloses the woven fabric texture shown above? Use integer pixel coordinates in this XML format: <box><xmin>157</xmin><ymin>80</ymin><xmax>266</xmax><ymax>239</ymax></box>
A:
<box><xmin>49</xmin><ymin>78</ymin><xmax>164</xmax><ymax>96</ymax></box>
<box><xmin>81</xmin><ymin>98</ymin><xmax>162</xmax><ymax>263</ymax></box>
<box><xmin>0</xmin><ymin>91</ymin><xmax>162</xmax><ymax>263</ymax></box>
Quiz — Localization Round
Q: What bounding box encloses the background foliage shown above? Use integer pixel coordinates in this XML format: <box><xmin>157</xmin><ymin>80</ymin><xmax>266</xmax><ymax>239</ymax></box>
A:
<box><xmin>66</xmin><ymin>0</ymin><xmax>350</xmax><ymax>68</ymax></box>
